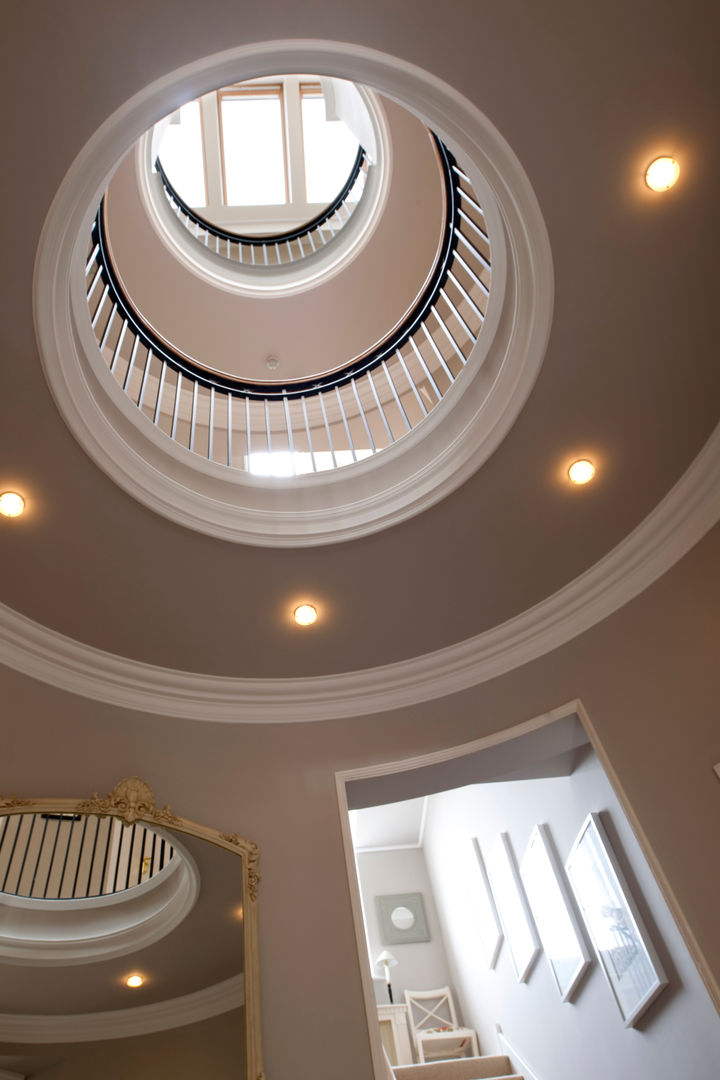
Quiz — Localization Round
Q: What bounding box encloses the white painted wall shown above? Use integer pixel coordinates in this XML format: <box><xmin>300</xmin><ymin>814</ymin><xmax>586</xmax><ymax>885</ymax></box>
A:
<box><xmin>355</xmin><ymin>848</ymin><xmax>454</xmax><ymax>1010</ymax></box>
<box><xmin>422</xmin><ymin>751</ymin><xmax>720</xmax><ymax>1079</ymax></box>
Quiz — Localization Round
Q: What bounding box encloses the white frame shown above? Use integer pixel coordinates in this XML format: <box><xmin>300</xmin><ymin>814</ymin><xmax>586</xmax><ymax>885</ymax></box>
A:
<box><xmin>519</xmin><ymin>824</ymin><xmax>592</xmax><ymax>1001</ymax></box>
<box><xmin>565</xmin><ymin>813</ymin><xmax>668</xmax><ymax>1026</ymax></box>
<box><xmin>470</xmin><ymin>838</ymin><xmax>503</xmax><ymax>968</ymax></box>
<box><xmin>487</xmin><ymin>832</ymin><xmax>540</xmax><ymax>982</ymax></box>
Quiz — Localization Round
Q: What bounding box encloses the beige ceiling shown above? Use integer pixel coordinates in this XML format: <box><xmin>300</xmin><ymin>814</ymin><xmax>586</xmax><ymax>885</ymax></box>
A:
<box><xmin>1</xmin><ymin>2</ymin><xmax>719</xmax><ymax>1078</ymax></box>
<box><xmin>0</xmin><ymin>3</ymin><xmax>717</xmax><ymax>682</ymax></box>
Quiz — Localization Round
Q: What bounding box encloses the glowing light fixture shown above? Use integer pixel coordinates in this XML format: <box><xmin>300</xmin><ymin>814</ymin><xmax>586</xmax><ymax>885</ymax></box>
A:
<box><xmin>645</xmin><ymin>157</ymin><xmax>679</xmax><ymax>191</ymax></box>
<box><xmin>0</xmin><ymin>492</ymin><xmax>25</xmax><ymax>517</ymax></box>
<box><xmin>568</xmin><ymin>459</ymin><xmax>596</xmax><ymax>485</ymax></box>
<box><xmin>125</xmin><ymin>974</ymin><xmax>144</xmax><ymax>988</ymax></box>
<box><xmin>293</xmin><ymin>603</ymin><xmax>318</xmax><ymax>627</ymax></box>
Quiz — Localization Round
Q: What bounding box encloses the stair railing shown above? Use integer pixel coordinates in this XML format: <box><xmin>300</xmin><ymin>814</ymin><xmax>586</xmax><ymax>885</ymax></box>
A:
<box><xmin>0</xmin><ymin>812</ymin><xmax>174</xmax><ymax>900</ymax></box>
<box><xmin>86</xmin><ymin>138</ymin><xmax>491</xmax><ymax>476</ymax></box>
<box><xmin>155</xmin><ymin>146</ymin><xmax>369</xmax><ymax>267</ymax></box>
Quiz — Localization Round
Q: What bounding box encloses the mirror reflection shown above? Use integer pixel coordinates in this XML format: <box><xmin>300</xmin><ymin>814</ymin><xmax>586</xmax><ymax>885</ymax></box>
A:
<box><xmin>390</xmin><ymin>905</ymin><xmax>415</xmax><ymax>930</ymax></box>
<box><xmin>0</xmin><ymin>779</ymin><xmax>261</xmax><ymax>1080</ymax></box>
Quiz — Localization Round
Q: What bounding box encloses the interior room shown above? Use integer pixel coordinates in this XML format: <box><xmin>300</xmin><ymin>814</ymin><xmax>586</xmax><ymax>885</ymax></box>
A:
<box><xmin>1</xmin><ymin>1</ymin><xmax>718</xmax><ymax>1078</ymax></box>
<box><xmin>347</xmin><ymin>715</ymin><xmax>719</xmax><ymax>1076</ymax></box>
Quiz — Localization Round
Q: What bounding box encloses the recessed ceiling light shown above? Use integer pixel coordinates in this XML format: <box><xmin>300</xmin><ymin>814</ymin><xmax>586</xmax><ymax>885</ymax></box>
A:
<box><xmin>125</xmin><ymin>974</ymin><xmax>144</xmax><ymax>988</ymax></box>
<box><xmin>0</xmin><ymin>492</ymin><xmax>25</xmax><ymax>517</ymax></box>
<box><xmin>293</xmin><ymin>603</ymin><xmax>318</xmax><ymax>627</ymax></box>
<box><xmin>568</xmin><ymin>459</ymin><xmax>596</xmax><ymax>485</ymax></box>
<box><xmin>645</xmin><ymin>157</ymin><xmax>679</xmax><ymax>191</ymax></box>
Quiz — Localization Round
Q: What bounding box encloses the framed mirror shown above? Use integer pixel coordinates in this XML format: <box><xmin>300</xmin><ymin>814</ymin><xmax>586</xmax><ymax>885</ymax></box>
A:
<box><xmin>0</xmin><ymin>778</ymin><xmax>264</xmax><ymax>1080</ymax></box>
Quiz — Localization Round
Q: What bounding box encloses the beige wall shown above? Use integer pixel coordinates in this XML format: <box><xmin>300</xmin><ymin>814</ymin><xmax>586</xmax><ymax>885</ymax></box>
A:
<box><xmin>4</xmin><ymin>525</ymin><xmax>719</xmax><ymax>1079</ymax></box>
<box><xmin>1</xmin><ymin>1010</ymin><xmax>244</xmax><ymax>1079</ymax></box>
<box><xmin>423</xmin><ymin>754</ymin><xmax>719</xmax><ymax>1078</ymax></box>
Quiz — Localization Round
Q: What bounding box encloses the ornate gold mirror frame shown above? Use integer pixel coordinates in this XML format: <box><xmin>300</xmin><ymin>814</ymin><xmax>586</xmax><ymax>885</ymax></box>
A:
<box><xmin>0</xmin><ymin>777</ymin><xmax>264</xmax><ymax>1080</ymax></box>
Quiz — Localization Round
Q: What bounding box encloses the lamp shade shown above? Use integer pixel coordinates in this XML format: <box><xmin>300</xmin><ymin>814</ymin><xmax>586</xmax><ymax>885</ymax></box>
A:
<box><xmin>375</xmin><ymin>950</ymin><xmax>398</xmax><ymax>969</ymax></box>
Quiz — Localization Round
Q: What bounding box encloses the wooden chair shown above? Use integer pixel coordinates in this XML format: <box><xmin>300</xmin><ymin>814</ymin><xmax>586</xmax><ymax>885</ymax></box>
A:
<box><xmin>403</xmin><ymin>987</ymin><xmax>479</xmax><ymax>1063</ymax></box>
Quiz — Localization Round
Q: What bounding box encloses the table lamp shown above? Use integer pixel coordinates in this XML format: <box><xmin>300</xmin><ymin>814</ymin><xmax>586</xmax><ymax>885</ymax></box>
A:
<box><xmin>375</xmin><ymin>949</ymin><xmax>398</xmax><ymax>1003</ymax></box>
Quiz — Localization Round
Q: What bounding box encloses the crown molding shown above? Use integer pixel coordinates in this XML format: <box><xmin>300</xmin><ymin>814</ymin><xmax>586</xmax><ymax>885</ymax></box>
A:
<box><xmin>0</xmin><ymin>423</ymin><xmax>717</xmax><ymax>722</ymax></box>
<box><xmin>0</xmin><ymin>973</ymin><xmax>244</xmax><ymax>1043</ymax></box>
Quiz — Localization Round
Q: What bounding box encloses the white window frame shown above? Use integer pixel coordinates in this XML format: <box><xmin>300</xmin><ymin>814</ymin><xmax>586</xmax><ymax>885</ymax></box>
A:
<box><xmin>187</xmin><ymin>76</ymin><xmax>356</xmax><ymax>234</ymax></box>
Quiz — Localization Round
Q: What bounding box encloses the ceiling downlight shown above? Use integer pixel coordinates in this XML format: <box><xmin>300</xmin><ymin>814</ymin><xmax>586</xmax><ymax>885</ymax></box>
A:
<box><xmin>568</xmin><ymin>459</ymin><xmax>595</xmax><ymax>485</ymax></box>
<box><xmin>0</xmin><ymin>492</ymin><xmax>25</xmax><ymax>518</ymax></box>
<box><xmin>293</xmin><ymin>603</ymin><xmax>318</xmax><ymax>626</ymax></box>
<box><xmin>645</xmin><ymin>156</ymin><xmax>680</xmax><ymax>192</ymax></box>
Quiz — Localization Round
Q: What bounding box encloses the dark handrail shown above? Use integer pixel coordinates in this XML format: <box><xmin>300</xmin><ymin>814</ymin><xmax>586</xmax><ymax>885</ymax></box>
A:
<box><xmin>95</xmin><ymin>137</ymin><xmax>461</xmax><ymax>402</ymax></box>
<box><xmin>155</xmin><ymin>145</ymin><xmax>367</xmax><ymax>246</ymax></box>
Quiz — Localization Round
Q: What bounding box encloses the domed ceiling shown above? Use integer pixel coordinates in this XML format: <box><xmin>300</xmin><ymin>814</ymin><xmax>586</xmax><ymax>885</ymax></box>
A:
<box><xmin>3</xmin><ymin>9</ymin><xmax>715</xmax><ymax>685</ymax></box>
<box><xmin>1</xmin><ymin>5</ymin><xmax>719</xmax><ymax>1078</ymax></box>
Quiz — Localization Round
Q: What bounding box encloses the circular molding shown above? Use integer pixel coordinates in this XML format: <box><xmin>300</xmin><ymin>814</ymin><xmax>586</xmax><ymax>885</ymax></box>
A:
<box><xmin>0</xmin><ymin>832</ymin><xmax>199</xmax><ymax>966</ymax></box>
<box><xmin>0</xmin><ymin>973</ymin><xmax>243</xmax><ymax>1042</ymax></box>
<box><xmin>34</xmin><ymin>38</ymin><xmax>552</xmax><ymax>547</ymax></box>
<box><xmin>138</xmin><ymin>85</ymin><xmax>393</xmax><ymax>299</ymax></box>
<box><xmin>0</xmin><ymin>421</ymin><xmax>717</xmax><ymax>722</ymax></box>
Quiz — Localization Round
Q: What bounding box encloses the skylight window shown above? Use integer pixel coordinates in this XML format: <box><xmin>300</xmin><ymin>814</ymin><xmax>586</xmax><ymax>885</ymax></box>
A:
<box><xmin>154</xmin><ymin>77</ymin><xmax>362</xmax><ymax>232</ymax></box>
<box><xmin>156</xmin><ymin>101</ymin><xmax>206</xmax><ymax>208</ymax></box>
<box><xmin>220</xmin><ymin>87</ymin><xmax>287</xmax><ymax>206</ymax></box>
<box><xmin>301</xmin><ymin>88</ymin><xmax>361</xmax><ymax>203</ymax></box>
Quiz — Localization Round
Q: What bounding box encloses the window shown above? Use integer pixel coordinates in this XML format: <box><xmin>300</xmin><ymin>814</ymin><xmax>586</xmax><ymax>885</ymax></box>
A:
<box><xmin>300</xmin><ymin>84</ymin><xmax>361</xmax><ymax>203</ymax></box>
<box><xmin>155</xmin><ymin>76</ymin><xmax>361</xmax><ymax>233</ymax></box>
<box><xmin>156</xmin><ymin>101</ymin><xmax>206</xmax><ymax>207</ymax></box>
<box><xmin>219</xmin><ymin>84</ymin><xmax>287</xmax><ymax>206</ymax></box>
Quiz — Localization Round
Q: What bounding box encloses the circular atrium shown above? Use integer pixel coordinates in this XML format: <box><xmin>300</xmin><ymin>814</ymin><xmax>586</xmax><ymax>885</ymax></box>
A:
<box><xmin>37</xmin><ymin>46</ymin><xmax>552</xmax><ymax>545</ymax></box>
<box><xmin>2</xmin><ymin>9</ymin><xmax>719</xmax><ymax>1080</ymax></box>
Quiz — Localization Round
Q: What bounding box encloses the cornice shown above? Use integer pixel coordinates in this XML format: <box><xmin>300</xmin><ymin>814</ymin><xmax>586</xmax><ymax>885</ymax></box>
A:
<box><xmin>0</xmin><ymin>974</ymin><xmax>244</xmax><ymax>1043</ymax></box>
<box><xmin>0</xmin><ymin>422</ymin><xmax>718</xmax><ymax>722</ymax></box>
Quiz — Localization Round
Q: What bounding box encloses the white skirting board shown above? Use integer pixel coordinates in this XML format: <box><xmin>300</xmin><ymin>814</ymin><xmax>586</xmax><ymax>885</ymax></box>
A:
<box><xmin>495</xmin><ymin>1024</ymin><xmax>541</xmax><ymax>1080</ymax></box>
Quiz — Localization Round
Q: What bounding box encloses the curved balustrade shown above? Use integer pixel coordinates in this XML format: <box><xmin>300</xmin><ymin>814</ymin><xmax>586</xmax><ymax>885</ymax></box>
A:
<box><xmin>0</xmin><ymin>812</ymin><xmax>174</xmax><ymax>900</ymax></box>
<box><xmin>155</xmin><ymin>146</ymin><xmax>369</xmax><ymax>267</ymax></box>
<box><xmin>86</xmin><ymin>139</ymin><xmax>491</xmax><ymax>476</ymax></box>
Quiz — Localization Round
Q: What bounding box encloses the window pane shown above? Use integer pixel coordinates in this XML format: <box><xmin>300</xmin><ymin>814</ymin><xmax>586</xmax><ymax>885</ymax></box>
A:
<box><xmin>221</xmin><ymin>95</ymin><xmax>287</xmax><ymax>206</ymax></box>
<box><xmin>301</xmin><ymin>96</ymin><xmax>360</xmax><ymax>204</ymax></box>
<box><xmin>156</xmin><ymin>102</ymin><xmax>206</xmax><ymax>207</ymax></box>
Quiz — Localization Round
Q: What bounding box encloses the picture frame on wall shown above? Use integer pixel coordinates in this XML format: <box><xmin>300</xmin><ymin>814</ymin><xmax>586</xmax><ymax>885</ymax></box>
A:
<box><xmin>487</xmin><ymin>832</ymin><xmax>541</xmax><ymax>982</ymax></box>
<box><xmin>375</xmin><ymin>892</ymin><xmax>431</xmax><ymax>946</ymax></box>
<box><xmin>470</xmin><ymin>837</ymin><xmax>503</xmax><ymax>968</ymax></box>
<box><xmin>565</xmin><ymin>813</ymin><xmax>668</xmax><ymax>1026</ymax></box>
<box><xmin>519</xmin><ymin>824</ymin><xmax>592</xmax><ymax>1001</ymax></box>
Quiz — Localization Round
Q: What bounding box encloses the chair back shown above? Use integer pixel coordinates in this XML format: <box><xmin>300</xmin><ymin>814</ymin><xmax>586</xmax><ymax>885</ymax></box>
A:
<box><xmin>403</xmin><ymin>986</ymin><xmax>460</xmax><ymax>1043</ymax></box>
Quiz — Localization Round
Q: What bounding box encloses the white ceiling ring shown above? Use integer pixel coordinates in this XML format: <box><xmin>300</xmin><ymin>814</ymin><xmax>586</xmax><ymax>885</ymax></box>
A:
<box><xmin>0</xmin><ymin>420</ymin><xmax>717</xmax><ymax>722</ymax></box>
<box><xmin>34</xmin><ymin>38</ymin><xmax>552</xmax><ymax>547</ymax></box>
<box><xmin>137</xmin><ymin>84</ymin><xmax>393</xmax><ymax>299</ymax></box>
<box><xmin>0</xmin><ymin>829</ymin><xmax>199</xmax><ymax>966</ymax></box>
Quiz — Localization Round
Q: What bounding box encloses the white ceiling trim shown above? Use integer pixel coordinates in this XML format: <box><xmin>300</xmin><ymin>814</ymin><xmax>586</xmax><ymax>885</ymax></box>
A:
<box><xmin>35</xmin><ymin>38</ymin><xmax>552</xmax><ymax>547</ymax></box>
<box><xmin>0</xmin><ymin>973</ymin><xmax>244</xmax><ymax>1043</ymax></box>
<box><xmin>0</xmin><ymin>422</ymin><xmax>717</xmax><ymax>722</ymax></box>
